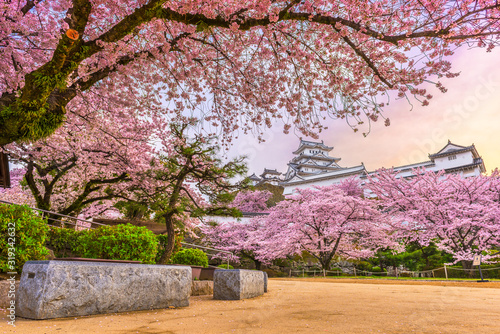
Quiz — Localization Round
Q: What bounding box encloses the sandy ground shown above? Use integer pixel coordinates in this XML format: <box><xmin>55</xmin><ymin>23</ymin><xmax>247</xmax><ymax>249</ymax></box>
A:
<box><xmin>1</xmin><ymin>278</ymin><xmax>500</xmax><ymax>334</ymax></box>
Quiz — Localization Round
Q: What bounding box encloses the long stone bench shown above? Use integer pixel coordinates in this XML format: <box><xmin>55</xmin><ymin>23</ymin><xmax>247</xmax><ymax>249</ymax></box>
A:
<box><xmin>213</xmin><ymin>269</ymin><xmax>265</xmax><ymax>300</ymax></box>
<box><xmin>17</xmin><ymin>260</ymin><xmax>191</xmax><ymax>319</ymax></box>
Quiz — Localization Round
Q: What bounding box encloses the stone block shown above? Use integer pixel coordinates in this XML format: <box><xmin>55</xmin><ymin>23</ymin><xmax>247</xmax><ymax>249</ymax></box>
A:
<box><xmin>191</xmin><ymin>280</ymin><xmax>213</xmax><ymax>296</ymax></box>
<box><xmin>0</xmin><ymin>280</ymin><xmax>20</xmax><ymax>308</ymax></box>
<box><xmin>16</xmin><ymin>261</ymin><xmax>191</xmax><ymax>319</ymax></box>
<box><xmin>263</xmin><ymin>271</ymin><xmax>268</xmax><ymax>293</ymax></box>
<box><xmin>213</xmin><ymin>269</ymin><xmax>265</xmax><ymax>300</ymax></box>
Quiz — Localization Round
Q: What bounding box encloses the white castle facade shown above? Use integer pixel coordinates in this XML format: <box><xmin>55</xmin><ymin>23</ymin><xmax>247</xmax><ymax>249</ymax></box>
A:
<box><xmin>249</xmin><ymin>140</ymin><xmax>486</xmax><ymax>195</ymax></box>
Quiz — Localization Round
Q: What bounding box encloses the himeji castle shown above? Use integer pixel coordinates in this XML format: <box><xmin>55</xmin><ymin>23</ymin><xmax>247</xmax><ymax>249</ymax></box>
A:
<box><xmin>250</xmin><ymin>139</ymin><xmax>486</xmax><ymax>195</ymax></box>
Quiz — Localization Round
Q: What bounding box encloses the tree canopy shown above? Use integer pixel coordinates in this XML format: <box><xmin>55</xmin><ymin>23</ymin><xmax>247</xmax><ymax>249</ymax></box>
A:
<box><xmin>368</xmin><ymin>169</ymin><xmax>500</xmax><ymax>267</ymax></box>
<box><xmin>2</xmin><ymin>0</ymin><xmax>500</xmax><ymax>145</ymax></box>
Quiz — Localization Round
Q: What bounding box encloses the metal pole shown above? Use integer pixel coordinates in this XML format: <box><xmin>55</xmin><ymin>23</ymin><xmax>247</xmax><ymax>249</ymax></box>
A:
<box><xmin>478</xmin><ymin>265</ymin><xmax>488</xmax><ymax>282</ymax></box>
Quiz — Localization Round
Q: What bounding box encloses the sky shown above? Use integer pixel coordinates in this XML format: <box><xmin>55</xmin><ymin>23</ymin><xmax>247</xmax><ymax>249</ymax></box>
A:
<box><xmin>226</xmin><ymin>46</ymin><xmax>500</xmax><ymax>176</ymax></box>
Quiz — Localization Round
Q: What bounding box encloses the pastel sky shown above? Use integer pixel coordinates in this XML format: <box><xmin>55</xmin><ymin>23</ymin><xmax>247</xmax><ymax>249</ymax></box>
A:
<box><xmin>226</xmin><ymin>46</ymin><xmax>500</xmax><ymax>177</ymax></box>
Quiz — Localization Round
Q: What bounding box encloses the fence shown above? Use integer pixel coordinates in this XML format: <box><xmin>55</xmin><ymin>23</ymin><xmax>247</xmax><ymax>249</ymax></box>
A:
<box><xmin>289</xmin><ymin>265</ymin><xmax>500</xmax><ymax>279</ymax></box>
<box><xmin>0</xmin><ymin>199</ymin><xmax>107</xmax><ymax>230</ymax></box>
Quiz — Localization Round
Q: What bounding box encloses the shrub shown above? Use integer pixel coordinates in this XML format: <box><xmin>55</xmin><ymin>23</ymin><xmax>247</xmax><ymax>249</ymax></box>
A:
<box><xmin>217</xmin><ymin>264</ymin><xmax>234</xmax><ymax>269</ymax></box>
<box><xmin>263</xmin><ymin>268</ymin><xmax>288</xmax><ymax>277</ymax></box>
<box><xmin>0</xmin><ymin>204</ymin><xmax>49</xmax><ymax>273</ymax></box>
<box><xmin>155</xmin><ymin>234</ymin><xmax>182</xmax><ymax>264</ymax></box>
<box><xmin>371</xmin><ymin>266</ymin><xmax>387</xmax><ymax>273</ymax></box>
<box><xmin>75</xmin><ymin>224</ymin><xmax>158</xmax><ymax>264</ymax></box>
<box><xmin>171</xmin><ymin>248</ymin><xmax>208</xmax><ymax>267</ymax></box>
<box><xmin>355</xmin><ymin>261</ymin><xmax>372</xmax><ymax>271</ymax></box>
<box><xmin>46</xmin><ymin>227</ymin><xmax>82</xmax><ymax>258</ymax></box>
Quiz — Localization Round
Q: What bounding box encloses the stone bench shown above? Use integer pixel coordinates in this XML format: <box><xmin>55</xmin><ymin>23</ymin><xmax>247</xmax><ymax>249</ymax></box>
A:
<box><xmin>17</xmin><ymin>260</ymin><xmax>191</xmax><ymax>319</ymax></box>
<box><xmin>191</xmin><ymin>280</ymin><xmax>213</xmax><ymax>296</ymax></box>
<box><xmin>213</xmin><ymin>269</ymin><xmax>266</xmax><ymax>300</ymax></box>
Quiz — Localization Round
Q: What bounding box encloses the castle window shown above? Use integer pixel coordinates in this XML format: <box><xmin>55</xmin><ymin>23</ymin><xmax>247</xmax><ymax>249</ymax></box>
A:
<box><xmin>448</xmin><ymin>155</ymin><xmax>457</xmax><ymax>161</ymax></box>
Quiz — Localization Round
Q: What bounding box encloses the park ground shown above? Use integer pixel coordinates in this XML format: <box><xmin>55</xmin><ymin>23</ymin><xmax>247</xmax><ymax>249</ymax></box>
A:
<box><xmin>1</xmin><ymin>278</ymin><xmax>500</xmax><ymax>333</ymax></box>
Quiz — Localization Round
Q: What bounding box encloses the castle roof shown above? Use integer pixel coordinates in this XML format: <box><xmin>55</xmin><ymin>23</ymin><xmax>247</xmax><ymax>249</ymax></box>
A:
<box><xmin>281</xmin><ymin>164</ymin><xmax>367</xmax><ymax>186</ymax></box>
<box><xmin>428</xmin><ymin>141</ymin><xmax>480</xmax><ymax>160</ymax></box>
<box><xmin>292</xmin><ymin>139</ymin><xmax>334</xmax><ymax>155</ymax></box>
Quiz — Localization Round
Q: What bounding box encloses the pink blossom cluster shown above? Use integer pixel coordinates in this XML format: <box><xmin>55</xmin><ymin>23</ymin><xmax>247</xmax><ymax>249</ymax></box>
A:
<box><xmin>231</xmin><ymin>190</ymin><xmax>272</xmax><ymax>213</ymax></box>
<box><xmin>368</xmin><ymin>168</ymin><xmax>500</xmax><ymax>264</ymax></box>
<box><xmin>204</xmin><ymin>180</ymin><xmax>394</xmax><ymax>269</ymax></box>
<box><xmin>2</xmin><ymin>1</ymin><xmax>500</xmax><ymax>143</ymax></box>
<box><xmin>204</xmin><ymin>173</ymin><xmax>500</xmax><ymax>267</ymax></box>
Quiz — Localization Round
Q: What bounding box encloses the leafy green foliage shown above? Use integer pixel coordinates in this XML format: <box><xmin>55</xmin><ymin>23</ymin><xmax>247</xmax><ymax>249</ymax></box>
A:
<box><xmin>0</xmin><ymin>204</ymin><xmax>49</xmax><ymax>272</ymax></box>
<box><xmin>156</xmin><ymin>234</ymin><xmax>182</xmax><ymax>264</ymax></box>
<box><xmin>367</xmin><ymin>243</ymin><xmax>454</xmax><ymax>272</ymax></box>
<box><xmin>370</xmin><ymin>266</ymin><xmax>387</xmax><ymax>272</ymax></box>
<box><xmin>114</xmin><ymin>201</ymin><xmax>150</xmax><ymax>220</ymax></box>
<box><xmin>75</xmin><ymin>224</ymin><xmax>158</xmax><ymax>264</ymax></box>
<box><xmin>217</xmin><ymin>263</ymin><xmax>234</xmax><ymax>269</ymax></box>
<box><xmin>45</xmin><ymin>227</ymin><xmax>82</xmax><ymax>258</ymax></box>
<box><xmin>171</xmin><ymin>248</ymin><xmax>209</xmax><ymax>267</ymax></box>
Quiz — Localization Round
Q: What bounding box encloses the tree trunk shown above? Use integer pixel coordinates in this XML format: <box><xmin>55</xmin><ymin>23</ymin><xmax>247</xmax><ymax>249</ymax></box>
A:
<box><xmin>254</xmin><ymin>259</ymin><xmax>262</xmax><ymax>271</ymax></box>
<box><xmin>158</xmin><ymin>214</ymin><xmax>176</xmax><ymax>264</ymax></box>
<box><xmin>461</xmin><ymin>260</ymin><xmax>473</xmax><ymax>270</ymax></box>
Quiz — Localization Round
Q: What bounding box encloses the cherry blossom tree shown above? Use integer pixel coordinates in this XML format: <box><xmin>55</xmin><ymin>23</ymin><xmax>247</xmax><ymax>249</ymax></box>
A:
<box><xmin>368</xmin><ymin>169</ymin><xmax>500</xmax><ymax>268</ymax></box>
<box><xmin>231</xmin><ymin>189</ymin><xmax>272</xmax><ymax>213</ymax></box>
<box><xmin>259</xmin><ymin>181</ymin><xmax>392</xmax><ymax>270</ymax></box>
<box><xmin>2</xmin><ymin>1</ymin><xmax>500</xmax><ymax>145</ymax></box>
<box><xmin>0</xmin><ymin>101</ymin><xmax>156</xmax><ymax>218</ymax></box>
<box><xmin>202</xmin><ymin>217</ymin><xmax>268</xmax><ymax>270</ymax></box>
<box><xmin>202</xmin><ymin>189</ymin><xmax>271</xmax><ymax>269</ymax></box>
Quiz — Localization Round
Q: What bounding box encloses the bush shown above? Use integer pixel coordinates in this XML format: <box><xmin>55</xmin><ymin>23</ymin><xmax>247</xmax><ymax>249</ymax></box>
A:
<box><xmin>155</xmin><ymin>234</ymin><xmax>182</xmax><ymax>264</ymax></box>
<box><xmin>263</xmin><ymin>268</ymin><xmax>288</xmax><ymax>277</ymax></box>
<box><xmin>371</xmin><ymin>266</ymin><xmax>388</xmax><ymax>273</ymax></box>
<box><xmin>0</xmin><ymin>204</ymin><xmax>49</xmax><ymax>273</ymax></box>
<box><xmin>171</xmin><ymin>248</ymin><xmax>208</xmax><ymax>267</ymax></box>
<box><xmin>46</xmin><ymin>227</ymin><xmax>82</xmax><ymax>258</ymax></box>
<box><xmin>355</xmin><ymin>261</ymin><xmax>372</xmax><ymax>271</ymax></box>
<box><xmin>76</xmin><ymin>224</ymin><xmax>158</xmax><ymax>264</ymax></box>
<box><xmin>218</xmin><ymin>264</ymin><xmax>234</xmax><ymax>269</ymax></box>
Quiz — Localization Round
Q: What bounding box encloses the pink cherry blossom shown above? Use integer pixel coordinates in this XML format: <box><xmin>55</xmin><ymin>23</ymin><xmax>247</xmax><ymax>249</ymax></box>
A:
<box><xmin>368</xmin><ymin>168</ymin><xmax>500</xmax><ymax>267</ymax></box>
<box><xmin>1</xmin><ymin>1</ymin><xmax>500</xmax><ymax>145</ymax></box>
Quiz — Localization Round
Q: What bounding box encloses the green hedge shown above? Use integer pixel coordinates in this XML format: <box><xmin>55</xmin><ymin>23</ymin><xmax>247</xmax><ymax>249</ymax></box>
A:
<box><xmin>46</xmin><ymin>227</ymin><xmax>82</xmax><ymax>258</ymax></box>
<box><xmin>371</xmin><ymin>266</ymin><xmax>388</xmax><ymax>273</ymax></box>
<box><xmin>46</xmin><ymin>225</ymin><xmax>183</xmax><ymax>264</ymax></box>
<box><xmin>217</xmin><ymin>264</ymin><xmax>234</xmax><ymax>269</ymax></box>
<box><xmin>75</xmin><ymin>224</ymin><xmax>158</xmax><ymax>264</ymax></box>
<box><xmin>171</xmin><ymin>248</ymin><xmax>208</xmax><ymax>267</ymax></box>
<box><xmin>0</xmin><ymin>204</ymin><xmax>49</xmax><ymax>273</ymax></box>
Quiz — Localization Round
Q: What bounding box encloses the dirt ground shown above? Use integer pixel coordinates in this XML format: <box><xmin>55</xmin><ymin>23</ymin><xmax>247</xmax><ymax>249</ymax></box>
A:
<box><xmin>1</xmin><ymin>278</ymin><xmax>500</xmax><ymax>334</ymax></box>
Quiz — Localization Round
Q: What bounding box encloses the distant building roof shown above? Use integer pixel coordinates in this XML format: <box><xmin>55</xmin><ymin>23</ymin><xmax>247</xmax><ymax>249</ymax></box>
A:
<box><xmin>292</xmin><ymin>140</ymin><xmax>334</xmax><ymax>155</ymax></box>
<box><xmin>248</xmin><ymin>173</ymin><xmax>261</xmax><ymax>181</ymax></box>
<box><xmin>281</xmin><ymin>164</ymin><xmax>367</xmax><ymax>186</ymax></box>
<box><xmin>429</xmin><ymin>141</ymin><xmax>480</xmax><ymax>160</ymax></box>
<box><xmin>261</xmin><ymin>168</ymin><xmax>282</xmax><ymax>177</ymax></box>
